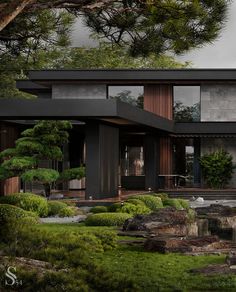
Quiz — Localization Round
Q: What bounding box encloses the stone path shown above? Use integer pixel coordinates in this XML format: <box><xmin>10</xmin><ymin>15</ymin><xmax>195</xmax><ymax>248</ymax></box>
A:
<box><xmin>40</xmin><ymin>215</ymin><xmax>86</xmax><ymax>224</ymax></box>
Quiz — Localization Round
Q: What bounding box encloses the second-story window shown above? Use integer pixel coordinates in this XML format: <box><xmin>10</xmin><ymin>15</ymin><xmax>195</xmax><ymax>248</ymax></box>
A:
<box><xmin>173</xmin><ymin>86</ymin><xmax>200</xmax><ymax>122</ymax></box>
<box><xmin>108</xmin><ymin>86</ymin><xmax>144</xmax><ymax>108</ymax></box>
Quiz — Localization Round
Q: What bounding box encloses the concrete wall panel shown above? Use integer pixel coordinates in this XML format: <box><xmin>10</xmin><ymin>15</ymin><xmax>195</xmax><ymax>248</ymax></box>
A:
<box><xmin>52</xmin><ymin>84</ymin><xmax>107</xmax><ymax>99</ymax></box>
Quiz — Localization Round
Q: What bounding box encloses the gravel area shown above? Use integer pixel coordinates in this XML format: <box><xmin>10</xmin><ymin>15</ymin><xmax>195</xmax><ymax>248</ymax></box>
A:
<box><xmin>40</xmin><ymin>215</ymin><xmax>87</xmax><ymax>224</ymax></box>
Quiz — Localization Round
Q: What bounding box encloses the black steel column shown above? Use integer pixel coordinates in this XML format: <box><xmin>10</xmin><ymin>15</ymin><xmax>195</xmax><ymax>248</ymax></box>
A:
<box><xmin>85</xmin><ymin>123</ymin><xmax>119</xmax><ymax>199</ymax></box>
<box><xmin>193</xmin><ymin>138</ymin><xmax>201</xmax><ymax>187</ymax></box>
<box><xmin>144</xmin><ymin>134</ymin><xmax>160</xmax><ymax>191</ymax></box>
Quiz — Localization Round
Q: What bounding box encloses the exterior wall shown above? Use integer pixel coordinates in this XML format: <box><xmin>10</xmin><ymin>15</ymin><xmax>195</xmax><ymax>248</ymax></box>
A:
<box><xmin>201</xmin><ymin>84</ymin><xmax>236</xmax><ymax>121</ymax></box>
<box><xmin>144</xmin><ymin>84</ymin><xmax>173</xmax><ymax>119</ymax></box>
<box><xmin>0</xmin><ymin>122</ymin><xmax>20</xmax><ymax>195</ymax></box>
<box><xmin>52</xmin><ymin>84</ymin><xmax>107</xmax><ymax>99</ymax></box>
<box><xmin>201</xmin><ymin>138</ymin><xmax>236</xmax><ymax>187</ymax></box>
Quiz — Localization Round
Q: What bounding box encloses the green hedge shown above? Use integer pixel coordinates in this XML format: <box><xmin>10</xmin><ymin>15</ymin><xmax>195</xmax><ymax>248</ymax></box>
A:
<box><xmin>48</xmin><ymin>201</ymin><xmax>68</xmax><ymax>216</ymax></box>
<box><xmin>162</xmin><ymin>198</ymin><xmax>183</xmax><ymax>210</ymax></box>
<box><xmin>0</xmin><ymin>204</ymin><xmax>38</xmax><ymax>223</ymax></box>
<box><xmin>90</xmin><ymin>206</ymin><xmax>108</xmax><ymax>213</ymax></box>
<box><xmin>178</xmin><ymin>199</ymin><xmax>190</xmax><ymax>210</ymax></box>
<box><xmin>85</xmin><ymin>212</ymin><xmax>132</xmax><ymax>226</ymax></box>
<box><xmin>154</xmin><ymin>192</ymin><xmax>169</xmax><ymax>200</ymax></box>
<box><xmin>0</xmin><ymin>193</ymin><xmax>48</xmax><ymax>217</ymax></box>
<box><xmin>58</xmin><ymin>206</ymin><xmax>76</xmax><ymax>217</ymax></box>
<box><xmin>132</xmin><ymin>195</ymin><xmax>163</xmax><ymax>210</ymax></box>
<box><xmin>119</xmin><ymin>202</ymin><xmax>151</xmax><ymax>215</ymax></box>
<box><xmin>125</xmin><ymin>198</ymin><xmax>146</xmax><ymax>206</ymax></box>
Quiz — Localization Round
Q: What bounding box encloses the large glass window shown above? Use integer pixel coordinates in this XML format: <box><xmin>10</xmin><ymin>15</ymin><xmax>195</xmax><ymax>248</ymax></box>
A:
<box><xmin>174</xmin><ymin>86</ymin><xmax>200</xmax><ymax>122</ymax></box>
<box><xmin>108</xmin><ymin>86</ymin><xmax>144</xmax><ymax>108</ymax></box>
<box><xmin>121</xmin><ymin>146</ymin><xmax>144</xmax><ymax>176</ymax></box>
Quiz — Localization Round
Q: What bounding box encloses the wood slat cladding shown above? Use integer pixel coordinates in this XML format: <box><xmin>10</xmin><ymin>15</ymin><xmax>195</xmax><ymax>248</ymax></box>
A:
<box><xmin>160</xmin><ymin>137</ymin><xmax>173</xmax><ymax>188</ymax></box>
<box><xmin>0</xmin><ymin>122</ymin><xmax>20</xmax><ymax>195</ymax></box>
<box><xmin>144</xmin><ymin>85</ymin><xmax>173</xmax><ymax>120</ymax></box>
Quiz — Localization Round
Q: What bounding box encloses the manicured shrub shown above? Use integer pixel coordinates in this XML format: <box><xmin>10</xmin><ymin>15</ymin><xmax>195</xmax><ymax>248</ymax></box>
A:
<box><xmin>132</xmin><ymin>195</ymin><xmax>163</xmax><ymax>210</ymax></box>
<box><xmin>119</xmin><ymin>202</ymin><xmax>151</xmax><ymax>215</ymax></box>
<box><xmin>154</xmin><ymin>192</ymin><xmax>169</xmax><ymax>200</ymax></box>
<box><xmin>58</xmin><ymin>206</ymin><xmax>76</xmax><ymax>217</ymax></box>
<box><xmin>125</xmin><ymin>198</ymin><xmax>146</xmax><ymax>206</ymax></box>
<box><xmin>85</xmin><ymin>212</ymin><xmax>132</xmax><ymax>226</ymax></box>
<box><xmin>48</xmin><ymin>200</ymin><xmax>68</xmax><ymax>216</ymax></box>
<box><xmin>163</xmin><ymin>198</ymin><xmax>183</xmax><ymax>210</ymax></box>
<box><xmin>0</xmin><ymin>192</ymin><xmax>48</xmax><ymax>217</ymax></box>
<box><xmin>108</xmin><ymin>202</ymin><xmax>123</xmax><ymax>212</ymax></box>
<box><xmin>90</xmin><ymin>205</ymin><xmax>108</xmax><ymax>213</ymax></box>
<box><xmin>178</xmin><ymin>199</ymin><xmax>190</xmax><ymax>210</ymax></box>
<box><xmin>0</xmin><ymin>204</ymin><xmax>38</xmax><ymax>223</ymax></box>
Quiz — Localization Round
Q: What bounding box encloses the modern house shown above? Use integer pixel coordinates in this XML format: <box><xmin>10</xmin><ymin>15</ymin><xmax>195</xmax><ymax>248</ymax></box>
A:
<box><xmin>1</xmin><ymin>69</ymin><xmax>236</xmax><ymax>199</ymax></box>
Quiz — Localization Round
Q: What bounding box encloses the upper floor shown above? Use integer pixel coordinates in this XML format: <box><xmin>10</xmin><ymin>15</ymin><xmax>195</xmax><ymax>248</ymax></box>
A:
<box><xmin>16</xmin><ymin>69</ymin><xmax>236</xmax><ymax>123</ymax></box>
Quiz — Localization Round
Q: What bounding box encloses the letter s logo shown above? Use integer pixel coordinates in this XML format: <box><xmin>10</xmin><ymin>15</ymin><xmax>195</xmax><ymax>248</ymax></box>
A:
<box><xmin>5</xmin><ymin>266</ymin><xmax>17</xmax><ymax>286</ymax></box>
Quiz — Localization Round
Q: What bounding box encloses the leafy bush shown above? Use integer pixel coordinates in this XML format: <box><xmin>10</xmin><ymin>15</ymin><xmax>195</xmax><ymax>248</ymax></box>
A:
<box><xmin>48</xmin><ymin>200</ymin><xmax>68</xmax><ymax>216</ymax></box>
<box><xmin>200</xmin><ymin>149</ymin><xmax>235</xmax><ymax>188</ymax></box>
<box><xmin>119</xmin><ymin>202</ymin><xmax>151</xmax><ymax>215</ymax></box>
<box><xmin>58</xmin><ymin>206</ymin><xmax>76</xmax><ymax>217</ymax></box>
<box><xmin>125</xmin><ymin>198</ymin><xmax>146</xmax><ymax>206</ymax></box>
<box><xmin>0</xmin><ymin>203</ymin><xmax>38</xmax><ymax>221</ymax></box>
<box><xmin>178</xmin><ymin>199</ymin><xmax>190</xmax><ymax>210</ymax></box>
<box><xmin>162</xmin><ymin>198</ymin><xmax>183</xmax><ymax>210</ymax></box>
<box><xmin>59</xmin><ymin>167</ymin><xmax>85</xmax><ymax>181</ymax></box>
<box><xmin>109</xmin><ymin>202</ymin><xmax>123</xmax><ymax>212</ymax></box>
<box><xmin>0</xmin><ymin>192</ymin><xmax>48</xmax><ymax>217</ymax></box>
<box><xmin>154</xmin><ymin>192</ymin><xmax>169</xmax><ymax>200</ymax></box>
<box><xmin>90</xmin><ymin>206</ymin><xmax>108</xmax><ymax>213</ymax></box>
<box><xmin>85</xmin><ymin>212</ymin><xmax>132</xmax><ymax>226</ymax></box>
<box><xmin>132</xmin><ymin>195</ymin><xmax>163</xmax><ymax>210</ymax></box>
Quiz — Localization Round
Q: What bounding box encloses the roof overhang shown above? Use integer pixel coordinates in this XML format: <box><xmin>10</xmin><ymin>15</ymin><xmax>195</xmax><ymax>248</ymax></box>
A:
<box><xmin>22</xmin><ymin>69</ymin><xmax>236</xmax><ymax>87</ymax></box>
<box><xmin>0</xmin><ymin>99</ymin><xmax>174</xmax><ymax>133</ymax></box>
<box><xmin>175</xmin><ymin>122</ymin><xmax>236</xmax><ymax>135</ymax></box>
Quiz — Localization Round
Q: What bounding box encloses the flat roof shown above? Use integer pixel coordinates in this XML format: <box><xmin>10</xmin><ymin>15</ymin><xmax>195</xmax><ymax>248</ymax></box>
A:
<box><xmin>28</xmin><ymin>69</ymin><xmax>236</xmax><ymax>83</ymax></box>
<box><xmin>0</xmin><ymin>99</ymin><xmax>174</xmax><ymax>133</ymax></box>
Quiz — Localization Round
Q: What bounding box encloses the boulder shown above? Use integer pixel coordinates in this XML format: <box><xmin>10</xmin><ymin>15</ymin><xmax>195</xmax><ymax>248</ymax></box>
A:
<box><xmin>123</xmin><ymin>207</ymin><xmax>198</xmax><ymax>237</ymax></box>
<box><xmin>144</xmin><ymin>235</ymin><xmax>223</xmax><ymax>253</ymax></box>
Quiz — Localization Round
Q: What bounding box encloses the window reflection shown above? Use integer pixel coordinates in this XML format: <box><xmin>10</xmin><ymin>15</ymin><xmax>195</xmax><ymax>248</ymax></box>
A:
<box><xmin>108</xmin><ymin>86</ymin><xmax>144</xmax><ymax>108</ymax></box>
<box><xmin>121</xmin><ymin>146</ymin><xmax>144</xmax><ymax>176</ymax></box>
<box><xmin>174</xmin><ymin>86</ymin><xmax>200</xmax><ymax>122</ymax></box>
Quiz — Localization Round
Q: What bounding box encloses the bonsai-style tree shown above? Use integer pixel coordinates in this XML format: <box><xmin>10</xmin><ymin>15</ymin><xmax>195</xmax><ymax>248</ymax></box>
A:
<box><xmin>200</xmin><ymin>149</ymin><xmax>235</xmax><ymax>189</ymax></box>
<box><xmin>0</xmin><ymin>120</ymin><xmax>85</xmax><ymax>197</ymax></box>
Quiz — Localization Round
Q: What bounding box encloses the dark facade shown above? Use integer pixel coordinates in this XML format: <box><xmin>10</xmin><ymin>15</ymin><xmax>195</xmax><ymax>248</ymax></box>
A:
<box><xmin>1</xmin><ymin>69</ymin><xmax>236</xmax><ymax>198</ymax></box>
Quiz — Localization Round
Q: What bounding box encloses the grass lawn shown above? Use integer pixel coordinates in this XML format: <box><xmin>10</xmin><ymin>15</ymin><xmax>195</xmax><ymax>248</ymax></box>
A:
<box><xmin>37</xmin><ymin>223</ymin><xmax>236</xmax><ymax>291</ymax></box>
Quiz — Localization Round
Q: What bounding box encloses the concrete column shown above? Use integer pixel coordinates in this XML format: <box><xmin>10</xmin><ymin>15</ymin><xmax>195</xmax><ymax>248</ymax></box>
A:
<box><xmin>85</xmin><ymin>123</ymin><xmax>119</xmax><ymax>199</ymax></box>
<box><xmin>193</xmin><ymin>138</ymin><xmax>201</xmax><ymax>187</ymax></box>
<box><xmin>144</xmin><ymin>134</ymin><xmax>160</xmax><ymax>191</ymax></box>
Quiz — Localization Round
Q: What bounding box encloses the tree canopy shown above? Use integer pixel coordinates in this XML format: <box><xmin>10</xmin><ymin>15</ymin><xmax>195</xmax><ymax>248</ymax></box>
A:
<box><xmin>0</xmin><ymin>0</ymin><xmax>230</xmax><ymax>56</ymax></box>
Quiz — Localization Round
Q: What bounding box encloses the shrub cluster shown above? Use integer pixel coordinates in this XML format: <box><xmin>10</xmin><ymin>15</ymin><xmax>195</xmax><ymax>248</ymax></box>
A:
<box><xmin>162</xmin><ymin>198</ymin><xmax>183</xmax><ymax>210</ymax></box>
<box><xmin>58</xmin><ymin>206</ymin><xmax>76</xmax><ymax>217</ymax></box>
<box><xmin>0</xmin><ymin>192</ymin><xmax>48</xmax><ymax>217</ymax></box>
<box><xmin>85</xmin><ymin>212</ymin><xmax>132</xmax><ymax>226</ymax></box>
<box><xmin>48</xmin><ymin>200</ymin><xmax>68</xmax><ymax>216</ymax></box>
<box><xmin>132</xmin><ymin>195</ymin><xmax>163</xmax><ymax>210</ymax></box>
<box><xmin>90</xmin><ymin>205</ymin><xmax>108</xmax><ymax>213</ymax></box>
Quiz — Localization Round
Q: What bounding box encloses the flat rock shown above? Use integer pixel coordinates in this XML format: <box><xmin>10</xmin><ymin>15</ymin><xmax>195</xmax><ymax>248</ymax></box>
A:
<box><xmin>144</xmin><ymin>235</ymin><xmax>224</xmax><ymax>253</ymax></box>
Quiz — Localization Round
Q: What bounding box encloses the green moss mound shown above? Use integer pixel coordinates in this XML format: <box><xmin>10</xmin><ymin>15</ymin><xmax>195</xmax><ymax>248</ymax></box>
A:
<box><xmin>0</xmin><ymin>192</ymin><xmax>48</xmax><ymax>217</ymax></box>
<box><xmin>132</xmin><ymin>195</ymin><xmax>163</xmax><ymax>210</ymax></box>
<box><xmin>125</xmin><ymin>198</ymin><xmax>146</xmax><ymax>206</ymax></box>
<box><xmin>178</xmin><ymin>199</ymin><xmax>190</xmax><ymax>210</ymax></box>
<box><xmin>154</xmin><ymin>192</ymin><xmax>169</xmax><ymax>200</ymax></box>
<box><xmin>90</xmin><ymin>206</ymin><xmax>108</xmax><ymax>213</ymax></box>
<box><xmin>85</xmin><ymin>212</ymin><xmax>132</xmax><ymax>226</ymax></box>
<box><xmin>48</xmin><ymin>200</ymin><xmax>68</xmax><ymax>216</ymax></box>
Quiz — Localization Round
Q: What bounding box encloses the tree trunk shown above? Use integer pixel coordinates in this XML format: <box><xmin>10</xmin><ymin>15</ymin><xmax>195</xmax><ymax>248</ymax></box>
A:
<box><xmin>0</xmin><ymin>0</ymin><xmax>34</xmax><ymax>32</ymax></box>
<box><xmin>44</xmin><ymin>183</ymin><xmax>51</xmax><ymax>199</ymax></box>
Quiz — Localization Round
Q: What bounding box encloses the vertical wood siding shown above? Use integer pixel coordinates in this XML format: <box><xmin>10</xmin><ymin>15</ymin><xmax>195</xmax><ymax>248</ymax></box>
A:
<box><xmin>0</xmin><ymin>122</ymin><xmax>20</xmax><ymax>195</ymax></box>
<box><xmin>144</xmin><ymin>85</ymin><xmax>173</xmax><ymax>187</ymax></box>
<box><xmin>144</xmin><ymin>84</ymin><xmax>173</xmax><ymax>120</ymax></box>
